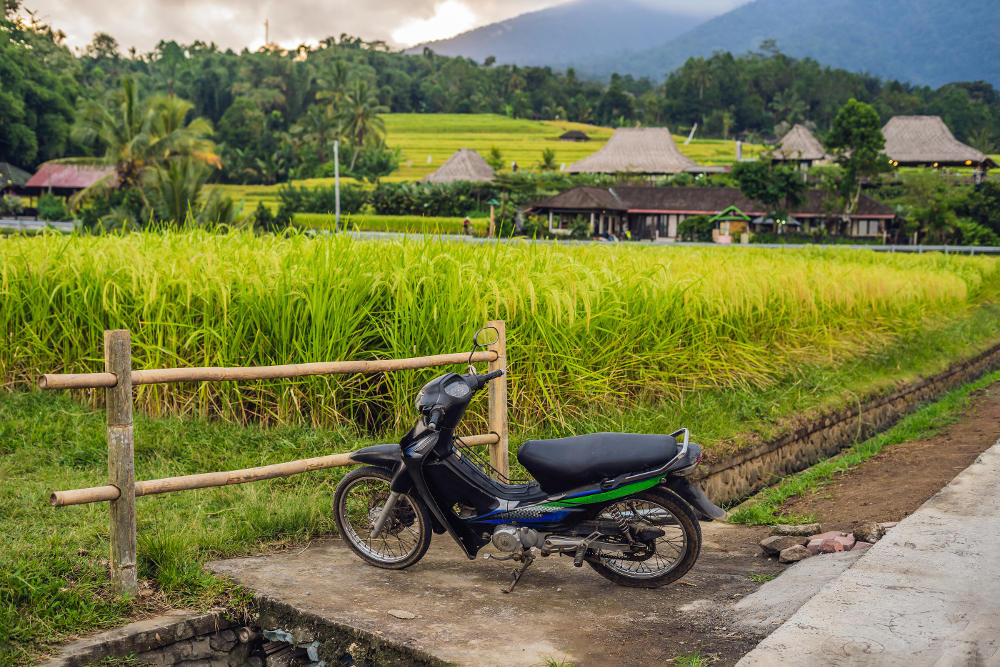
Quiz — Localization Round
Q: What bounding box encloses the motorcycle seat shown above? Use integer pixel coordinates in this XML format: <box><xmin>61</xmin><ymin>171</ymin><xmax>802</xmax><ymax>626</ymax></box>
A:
<box><xmin>516</xmin><ymin>432</ymin><xmax>678</xmax><ymax>494</ymax></box>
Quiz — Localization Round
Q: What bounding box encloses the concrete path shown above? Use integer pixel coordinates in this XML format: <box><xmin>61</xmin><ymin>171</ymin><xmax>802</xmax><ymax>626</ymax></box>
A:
<box><xmin>739</xmin><ymin>440</ymin><xmax>1000</xmax><ymax>666</ymax></box>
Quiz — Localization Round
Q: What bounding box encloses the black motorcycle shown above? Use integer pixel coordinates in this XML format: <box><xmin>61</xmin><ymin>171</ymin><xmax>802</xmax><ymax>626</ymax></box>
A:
<box><xmin>333</xmin><ymin>328</ymin><xmax>726</xmax><ymax>592</ymax></box>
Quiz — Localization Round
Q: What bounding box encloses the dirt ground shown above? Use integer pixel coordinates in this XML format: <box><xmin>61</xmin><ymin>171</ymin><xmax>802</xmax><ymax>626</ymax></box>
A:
<box><xmin>779</xmin><ymin>383</ymin><xmax>1000</xmax><ymax>532</ymax></box>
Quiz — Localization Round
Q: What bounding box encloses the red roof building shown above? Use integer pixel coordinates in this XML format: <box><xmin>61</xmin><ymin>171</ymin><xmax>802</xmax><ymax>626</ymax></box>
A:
<box><xmin>25</xmin><ymin>162</ymin><xmax>116</xmax><ymax>196</ymax></box>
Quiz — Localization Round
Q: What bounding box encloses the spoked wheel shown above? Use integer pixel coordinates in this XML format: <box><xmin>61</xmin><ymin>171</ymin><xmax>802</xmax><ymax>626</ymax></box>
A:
<box><xmin>586</xmin><ymin>489</ymin><xmax>701</xmax><ymax>588</ymax></box>
<box><xmin>333</xmin><ymin>466</ymin><xmax>431</xmax><ymax>569</ymax></box>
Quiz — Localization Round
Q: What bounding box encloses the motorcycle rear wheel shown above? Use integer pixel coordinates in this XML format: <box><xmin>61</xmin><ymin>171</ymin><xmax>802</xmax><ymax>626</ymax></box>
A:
<box><xmin>334</xmin><ymin>466</ymin><xmax>431</xmax><ymax>569</ymax></box>
<box><xmin>586</xmin><ymin>489</ymin><xmax>701</xmax><ymax>588</ymax></box>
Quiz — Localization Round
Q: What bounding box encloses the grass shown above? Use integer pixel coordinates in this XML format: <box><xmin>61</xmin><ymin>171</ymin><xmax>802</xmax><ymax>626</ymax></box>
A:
<box><xmin>672</xmin><ymin>650</ymin><xmax>710</xmax><ymax>666</ymax></box>
<box><xmin>215</xmin><ymin>113</ymin><xmax>766</xmax><ymax>211</ymax></box>
<box><xmin>728</xmin><ymin>367</ymin><xmax>1000</xmax><ymax>525</ymax></box>
<box><xmin>292</xmin><ymin>212</ymin><xmax>489</xmax><ymax>235</ymax></box>
<box><xmin>4</xmin><ymin>231</ymin><xmax>1000</xmax><ymax>440</ymax></box>
<box><xmin>0</xmin><ymin>389</ymin><xmax>363</xmax><ymax>665</ymax></box>
<box><xmin>748</xmin><ymin>573</ymin><xmax>776</xmax><ymax>583</ymax></box>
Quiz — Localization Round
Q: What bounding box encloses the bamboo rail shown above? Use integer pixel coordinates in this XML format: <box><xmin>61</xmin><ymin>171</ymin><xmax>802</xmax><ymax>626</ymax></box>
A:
<box><xmin>38</xmin><ymin>350</ymin><xmax>498</xmax><ymax>390</ymax></box>
<box><xmin>50</xmin><ymin>434</ymin><xmax>501</xmax><ymax>508</ymax></box>
<box><xmin>41</xmin><ymin>323</ymin><xmax>510</xmax><ymax>595</ymax></box>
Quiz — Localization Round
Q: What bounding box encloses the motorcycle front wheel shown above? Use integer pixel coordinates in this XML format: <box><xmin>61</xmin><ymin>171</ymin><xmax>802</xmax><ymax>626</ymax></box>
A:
<box><xmin>333</xmin><ymin>466</ymin><xmax>432</xmax><ymax>569</ymax></box>
<box><xmin>586</xmin><ymin>489</ymin><xmax>702</xmax><ymax>588</ymax></box>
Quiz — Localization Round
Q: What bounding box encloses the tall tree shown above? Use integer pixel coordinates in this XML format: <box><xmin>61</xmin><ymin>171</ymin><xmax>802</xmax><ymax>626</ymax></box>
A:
<box><xmin>825</xmin><ymin>98</ymin><xmax>889</xmax><ymax>219</ymax></box>
<box><xmin>337</xmin><ymin>78</ymin><xmax>387</xmax><ymax>169</ymax></box>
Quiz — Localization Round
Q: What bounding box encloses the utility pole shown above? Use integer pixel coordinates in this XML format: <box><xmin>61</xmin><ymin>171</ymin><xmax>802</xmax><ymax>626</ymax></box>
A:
<box><xmin>264</xmin><ymin>19</ymin><xmax>269</xmax><ymax>45</ymax></box>
<box><xmin>334</xmin><ymin>139</ymin><xmax>341</xmax><ymax>233</ymax></box>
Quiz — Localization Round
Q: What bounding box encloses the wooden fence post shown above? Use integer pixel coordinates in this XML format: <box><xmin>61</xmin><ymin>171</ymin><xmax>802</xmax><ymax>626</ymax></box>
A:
<box><xmin>485</xmin><ymin>320</ymin><xmax>509</xmax><ymax>479</ymax></box>
<box><xmin>105</xmin><ymin>330</ymin><xmax>136</xmax><ymax>595</ymax></box>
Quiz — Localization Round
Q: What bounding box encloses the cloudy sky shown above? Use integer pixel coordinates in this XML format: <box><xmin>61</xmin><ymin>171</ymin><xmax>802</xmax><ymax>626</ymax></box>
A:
<box><xmin>26</xmin><ymin>0</ymin><xmax>746</xmax><ymax>54</ymax></box>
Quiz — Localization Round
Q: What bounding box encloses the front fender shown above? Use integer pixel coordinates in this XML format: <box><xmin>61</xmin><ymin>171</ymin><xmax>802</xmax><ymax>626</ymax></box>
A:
<box><xmin>348</xmin><ymin>443</ymin><xmax>401</xmax><ymax>468</ymax></box>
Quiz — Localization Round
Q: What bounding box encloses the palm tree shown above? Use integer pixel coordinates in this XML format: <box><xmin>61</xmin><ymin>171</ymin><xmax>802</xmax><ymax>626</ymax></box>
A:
<box><xmin>70</xmin><ymin>76</ymin><xmax>219</xmax><ymax>190</ymax></box>
<box><xmin>690</xmin><ymin>58</ymin><xmax>711</xmax><ymax>100</ymax></box>
<box><xmin>337</xmin><ymin>78</ymin><xmax>387</xmax><ymax>169</ymax></box>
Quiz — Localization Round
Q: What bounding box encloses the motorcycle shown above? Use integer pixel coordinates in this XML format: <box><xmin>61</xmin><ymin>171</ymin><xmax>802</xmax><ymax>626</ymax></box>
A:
<box><xmin>333</xmin><ymin>328</ymin><xmax>727</xmax><ymax>592</ymax></box>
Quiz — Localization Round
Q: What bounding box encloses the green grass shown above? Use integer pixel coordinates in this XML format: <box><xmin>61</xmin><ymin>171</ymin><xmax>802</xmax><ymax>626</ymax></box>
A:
<box><xmin>216</xmin><ymin>113</ymin><xmax>765</xmax><ymax>211</ymax></box>
<box><xmin>728</xmin><ymin>367</ymin><xmax>1000</xmax><ymax>525</ymax></box>
<box><xmin>672</xmin><ymin>650</ymin><xmax>710</xmax><ymax>666</ymax></box>
<box><xmin>5</xmin><ymin>231</ymin><xmax>1000</xmax><ymax>439</ymax></box>
<box><xmin>0</xmin><ymin>389</ymin><xmax>365</xmax><ymax>665</ymax></box>
<box><xmin>292</xmin><ymin>212</ymin><xmax>489</xmax><ymax>235</ymax></box>
<box><xmin>748</xmin><ymin>573</ymin><xmax>777</xmax><ymax>583</ymax></box>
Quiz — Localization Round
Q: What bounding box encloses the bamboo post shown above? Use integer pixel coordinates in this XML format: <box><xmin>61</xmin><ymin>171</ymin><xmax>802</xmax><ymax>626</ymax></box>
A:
<box><xmin>105</xmin><ymin>330</ymin><xmax>136</xmax><ymax>595</ymax></box>
<box><xmin>485</xmin><ymin>320</ymin><xmax>509</xmax><ymax>479</ymax></box>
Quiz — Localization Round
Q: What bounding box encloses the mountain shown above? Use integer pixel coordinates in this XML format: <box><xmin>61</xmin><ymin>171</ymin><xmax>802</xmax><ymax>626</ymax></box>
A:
<box><xmin>408</xmin><ymin>0</ymin><xmax>716</xmax><ymax>69</ymax></box>
<box><xmin>579</xmin><ymin>0</ymin><xmax>1000</xmax><ymax>87</ymax></box>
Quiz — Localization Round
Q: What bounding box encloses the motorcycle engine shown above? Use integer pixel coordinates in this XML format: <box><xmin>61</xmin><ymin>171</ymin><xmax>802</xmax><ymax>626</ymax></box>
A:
<box><xmin>492</xmin><ymin>525</ymin><xmax>545</xmax><ymax>552</ymax></box>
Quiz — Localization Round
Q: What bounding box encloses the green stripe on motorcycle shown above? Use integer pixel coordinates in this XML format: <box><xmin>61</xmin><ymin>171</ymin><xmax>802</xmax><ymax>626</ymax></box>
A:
<box><xmin>544</xmin><ymin>476</ymin><xmax>661</xmax><ymax>506</ymax></box>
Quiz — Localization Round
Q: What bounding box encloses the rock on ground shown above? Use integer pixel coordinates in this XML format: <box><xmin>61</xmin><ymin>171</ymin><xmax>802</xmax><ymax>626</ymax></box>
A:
<box><xmin>770</xmin><ymin>524</ymin><xmax>822</xmax><ymax>537</ymax></box>
<box><xmin>853</xmin><ymin>521</ymin><xmax>885</xmax><ymax>543</ymax></box>
<box><xmin>778</xmin><ymin>545</ymin><xmax>811</xmax><ymax>563</ymax></box>
<box><xmin>759</xmin><ymin>535</ymin><xmax>808</xmax><ymax>556</ymax></box>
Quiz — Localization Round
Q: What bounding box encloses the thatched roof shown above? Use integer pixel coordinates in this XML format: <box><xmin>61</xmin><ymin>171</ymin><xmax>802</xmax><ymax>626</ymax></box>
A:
<box><xmin>882</xmin><ymin>116</ymin><xmax>995</xmax><ymax>167</ymax></box>
<box><xmin>566</xmin><ymin>128</ymin><xmax>698</xmax><ymax>174</ymax></box>
<box><xmin>772</xmin><ymin>124</ymin><xmax>828</xmax><ymax>162</ymax></box>
<box><xmin>1</xmin><ymin>162</ymin><xmax>31</xmax><ymax>189</ymax></box>
<box><xmin>420</xmin><ymin>148</ymin><xmax>495</xmax><ymax>184</ymax></box>
<box><xmin>559</xmin><ymin>130</ymin><xmax>591</xmax><ymax>141</ymax></box>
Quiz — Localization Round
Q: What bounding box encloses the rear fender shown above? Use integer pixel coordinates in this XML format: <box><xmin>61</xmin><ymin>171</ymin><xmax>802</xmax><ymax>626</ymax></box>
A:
<box><xmin>661</xmin><ymin>476</ymin><xmax>728</xmax><ymax>521</ymax></box>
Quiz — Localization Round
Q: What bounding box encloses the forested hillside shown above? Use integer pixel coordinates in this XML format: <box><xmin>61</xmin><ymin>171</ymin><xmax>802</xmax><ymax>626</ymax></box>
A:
<box><xmin>583</xmin><ymin>0</ymin><xmax>1000</xmax><ymax>88</ymax></box>
<box><xmin>2</xmin><ymin>2</ymin><xmax>998</xmax><ymax>185</ymax></box>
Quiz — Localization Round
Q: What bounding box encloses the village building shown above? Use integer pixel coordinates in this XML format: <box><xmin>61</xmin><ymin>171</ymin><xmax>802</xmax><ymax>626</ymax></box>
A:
<box><xmin>527</xmin><ymin>185</ymin><xmax>894</xmax><ymax>241</ymax></box>
<box><xmin>420</xmin><ymin>148</ymin><xmax>495</xmax><ymax>184</ymax></box>
<box><xmin>566</xmin><ymin>127</ymin><xmax>698</xmax><ymax>175</ymax></box>
<box><xmin>770</xmin><ymin>124</ymin><xmax>830</xmax><ymax>170</ymax></box>
<box><xmin>25</xmin><ymin>162</ymin><xmax>115</xmax><ymax>198</ymax></box>
<box><xmin>558</xmin><ymin>130</ymin><xmax>591</xmax><ymax>142</ymax></box>
<box><xmin>1</xmin><ymin>162</ymin><xmax>32</xmax><ymax>196</ymax></box>
<box><xmin>882</xmin><ymin>116</ymin><xmax>996</xmax><ymax>179</ymax></box>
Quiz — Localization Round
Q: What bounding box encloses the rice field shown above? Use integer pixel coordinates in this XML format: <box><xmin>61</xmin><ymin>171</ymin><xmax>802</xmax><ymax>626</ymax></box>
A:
<box><xmin>293</xmin><ymin>212</ymin><xmax>489</xmax><ymax>235</ymax></box>
<box><xmin>217</xmin><ymin>113</ymin><xmax>765</xmax><ymax>211</ymax></box>
<box><xmin>4</xmin><ymin>231</ymin><xmax>999</xmax><ymax>441</ymax></box>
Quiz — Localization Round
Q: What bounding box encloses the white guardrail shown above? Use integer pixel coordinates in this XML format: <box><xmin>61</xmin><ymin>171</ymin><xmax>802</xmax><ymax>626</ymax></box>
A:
<box><xmin>0</xmin><ymin>218</ymin><xmax>78</xmax><ymax>233</ymax></box>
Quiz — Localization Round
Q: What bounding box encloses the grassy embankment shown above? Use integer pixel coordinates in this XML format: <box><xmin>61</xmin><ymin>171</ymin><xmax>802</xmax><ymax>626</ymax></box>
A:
<box><xmin>3</xmin><ymin>232</ymin><xmax>1000</xmax><ymax>662</ymax></box>
<box><xmin>292</xmin><ymin>213</ymin><xmax>489</xmax><ymax>235</ymax></box>
<box><xmin>216</xmin><ymin>113</ymin><xmax>765</xmax><ymax>216</ymax></box>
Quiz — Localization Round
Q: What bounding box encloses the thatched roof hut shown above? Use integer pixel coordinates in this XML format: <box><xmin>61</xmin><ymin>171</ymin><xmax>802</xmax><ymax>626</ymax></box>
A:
<box><xmin>882</xmin><ymin>116</ymin><xmax>996</xmax><ymax>168</ymax></box>
<box><xmin>1</xmin><ymin>162</ymin><xmax>32</xmax><ymax>193</ymax></box>
<box><xmin>772</xmin><ymin>124</ymin><xmax>829</xmax><ymax>164</ymax></box>
<box><xmin>420</xmin><ymin>148</ymin><xmax>495</xmax><ymax>184</ymax></box>
<box><xmin>559</xmin><ymin>130</ymin><xmax>591</xmax><ymax>142</ymax></box>
<box><xmin>566</xmin><ymin>128</ymin><xmax>697</xmax><ymax>174</ymax></box>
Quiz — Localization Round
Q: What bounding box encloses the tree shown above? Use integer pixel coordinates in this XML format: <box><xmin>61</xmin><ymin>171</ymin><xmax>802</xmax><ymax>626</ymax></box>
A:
<box><xmin>70</xmin><ymin>76</ymin><xmax>218</xmax><ymax>191</ymax></box>
<box><xmin>337</xmin><ymin>78</ymin><xmax>387</xmax><ymax>169</ymax></box>
<box><xmin>825</xmin><ymin>99</ymin><xmax>889</xmax><ymax>219</ymax></box>
<box><xmin>538</xmin><ymin>147</ymin><xmax>557</xmax><ymax>171</ymax></box>
<box><xmin>731</xmin><ymin>160</ymin><xmax>805</xmax><ymax>223</ymax></box>
<box><xmin>486</xmin><ymin>146</ymin><xmax>504</xmax><ymax>172</ymax></box>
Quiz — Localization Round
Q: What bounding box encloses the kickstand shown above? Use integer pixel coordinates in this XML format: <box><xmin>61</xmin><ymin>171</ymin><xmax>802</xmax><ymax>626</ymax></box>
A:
<box><xmin>501</xmin><ymin>552</ymin><xmax>535</xmax><ymax>594</ymax></box>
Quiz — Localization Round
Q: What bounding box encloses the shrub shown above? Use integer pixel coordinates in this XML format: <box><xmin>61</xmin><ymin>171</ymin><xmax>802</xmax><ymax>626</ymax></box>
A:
<box><xmin>37</xmin><ymin>193</ymin><xmax>69</xmax><ymax>221</ymax></box>
<box><xmin>677</xmin><ymin>214</ymin><xmax>714</xmax><ymax>241</ymax></box>
<box><xmin>0</xmin><ymin>195</ymin><xmax>25</xmax><ymax>218</ymax></box>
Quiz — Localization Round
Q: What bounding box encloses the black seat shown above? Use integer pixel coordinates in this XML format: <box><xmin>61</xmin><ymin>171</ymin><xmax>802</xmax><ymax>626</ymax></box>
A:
<box><xmin>517</xmin><ymin>433</ymin><xmax>678</xmax><ymax>494</ymax></box>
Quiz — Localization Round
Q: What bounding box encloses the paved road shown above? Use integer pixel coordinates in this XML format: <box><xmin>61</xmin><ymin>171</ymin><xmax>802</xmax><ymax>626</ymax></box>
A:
<box><xmin>738</xmin><ymin>439</ymin><xmax>1000</xmax><ymax>666</ymax></box>
<box><xmin>0</xmin><ymin>218</ymin><xmax>76</xmax><ymax>232</ymax></box>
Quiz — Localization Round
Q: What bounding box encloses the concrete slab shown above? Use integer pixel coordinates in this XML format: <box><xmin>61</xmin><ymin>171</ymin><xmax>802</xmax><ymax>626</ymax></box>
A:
<box><xmin>208</xmin><ymin>522</ymin><xmax>780</xmax><ymax>666</ymax></box>
<box><xmin>730</xmin><ymin>551</ymin><xmax>864</xmax><ymax>634</ymax></box>
<box><xmin>739</xmin><ymin>440</ymin><xmax>1000</xmax><ymax>666</ymax></box>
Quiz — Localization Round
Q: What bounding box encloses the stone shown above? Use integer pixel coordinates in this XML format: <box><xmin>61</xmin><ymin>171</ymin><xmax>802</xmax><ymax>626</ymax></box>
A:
<box><xmin>760</xmin><ymin>535</ymin><xmax>809</xmax><ymax>556</ymax></box>
<box><xmin>878</xmin><ymin>521</ymin><xmax>899</xmax><ymax>531</ymax></box>
<box><xmin>854</xmin><ymin>522</ymin><xmax>886</xmax><ymax>544</ymax></box>
<box><xmin>778</xmin><ymin>545</ymin><xmax>810</xmax><ymax>563</ymax></box>
<box><xmin>770</xmin><ymin>524</ymin><xmax>822</xmax><ymax>537</ymax></box>
<box><xmin>852</xmin><ymin>541</ymin><xmax>874</xmax><ymax>552</ymax></box>
<box><xmin>209</xmin><ymin>630</ymin><xmax>238</xmax><ymax>653</ymax></box>
<box><xmin>808</xmin><ymin>531</ymin><xmax>855</xmax><ymax>551</ymax></box>
<box><xmin>387</xmin><ymin>609</ymin><xmax>416</xmax><ymax>619</ymax></box>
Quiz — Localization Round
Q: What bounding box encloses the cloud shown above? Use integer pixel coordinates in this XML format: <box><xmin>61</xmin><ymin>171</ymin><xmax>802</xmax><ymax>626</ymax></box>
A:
<box><xmin>25</xmin><ymin>0</ymin><xmax>567</xmax><ymax>53</ymax></box>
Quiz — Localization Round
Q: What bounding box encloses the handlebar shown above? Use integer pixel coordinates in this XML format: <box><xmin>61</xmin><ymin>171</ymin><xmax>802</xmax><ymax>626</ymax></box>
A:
<box><xmin>481</xmin><ymin>369</ymin><xmax>505</xmax><ymax>383</ymax></box>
